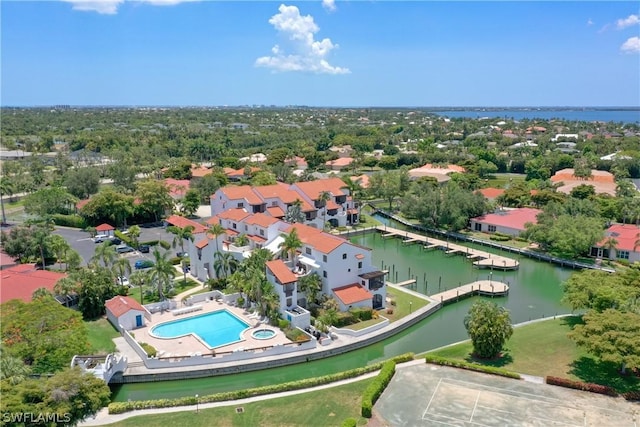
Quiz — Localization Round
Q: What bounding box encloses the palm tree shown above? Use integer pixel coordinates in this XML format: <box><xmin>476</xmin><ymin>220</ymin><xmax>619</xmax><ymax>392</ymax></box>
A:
<box><xmin>112</xmin><ymin>258</ymin><xmax>132</xmax><ymax>282</ymax></box>
<box><xmin>54</xmin><ymin>276</ymin><xmax>79</xmax><ymax>300</ymax></box>
<box><xmin>48</xmin><ymin>234</ymin><xmax>71</xmax><ymax>270</ymax></box>
<box><xmin>0</xmin><ymin>350</ymin><xmax>31</xmax><ymax>385</ymax></box>
<box><xmin>169</xmin><ymin>224</ymin><xmax>194</xmax><ymax>284</ymax></box>
<box><xmin>91</xmin><ymin>242</ymin><xmax>117</xmax><ymax>268</ymax></box>
<box><xmin>342</xmin><ymin>175</ymin><xmax>363</xmax><ymax>224</ymax></box>
<box><xmin>0</xmin><ymin>176</ymin><xmax>14</xmax><ymax>226</ymax></box>
<box><xmin>214</xmin><ymin>251</ymin><xmax>238</xmax><ymax>279</ymax></box>
<box><xmin>149</xmin><ymin>248</ymin><xmax>175</xmax><ymax>301</ymax></box>
<box><xmin>318</xmin><ymin>191</ymin><xmax>331</xmax><ymax>230</ymax></box>
<box><xmin>32</xmin><ymin>287</ymin><xmax>53</xmax><ymax>300</ymax></box>
<box><xmin>129</xmin><ymin>270</ymin><xmax>150</xmax><ymax>305</ymax></box>
<box><xmin>31</xmin><ymin>222</ymin><xmax>53</xmax><ymax>270</ymax></box>
<box><xmin>602</xmin><ymin>237</ymin><xmax>618</xmax><ymax>259</ymax></box>
<box><xmin>259</xmin><ymin>281</ymin><xmax>279</xmax><ymax>321</ymax></box>
<box><xmin>207</xmin><ymin>223</ymin><xmax>226</xmax><ymax>257</ymax></box>
<box><xmin>279</xmin><ymin>228</ymin><xmax>302</xmax><ymax>268</ymax></box>
<box><xmin>298</xmin><ymin>272</ymin><xmax>322</xmax><ymax>308</ymax></box>
<box><xmin>284</xmin><ymin>199</ymin><xmax>305</xmax><ymax>224</ymax></box>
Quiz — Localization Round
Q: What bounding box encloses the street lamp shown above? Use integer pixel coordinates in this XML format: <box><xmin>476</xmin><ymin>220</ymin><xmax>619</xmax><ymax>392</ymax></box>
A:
<box><xmin>195</xmin><ymin>394</ymin><xmax>199</xmax><ymax>413</ymax></box>
<box><xmin>409</xmin><ymin>301</ymin><xmax>412</xmax><ymax>314</ymax></box>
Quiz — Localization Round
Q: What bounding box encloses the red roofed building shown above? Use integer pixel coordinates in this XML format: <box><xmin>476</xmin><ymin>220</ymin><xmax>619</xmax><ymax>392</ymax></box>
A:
<box><xmin>591</xmin><ymin>224</ymin><xmax>640</xmax><ymax>262</ymax></box>
<box><xmin>105</xmin><ymin>296</ymin><xmax>150</xmax><ymax>331</ymax></box>
<box><xmin>470</xmin><ymin>208</ymin><xmax>542</xmax><ymax>236</ymax></box>
<box><xmin>477</xmin><ymin>188</ymin><xmax>506</xmax><ymax>200</ymax></box>
<box><xmin>333</xmin><ymin>283</ymin><xmax>374</xmax><ymax>311</ymax></box>
<box><xmin>164</xmin><ymin>178</ymin><xmax>190</xmax><ymax>200</ymax></box>
<box><xmin>0</xmin><ymin>250</ymin><xmax>17</xmax><ymax>270</ymax></box>
<box><xmin>95</xmin><ymin>223</ymin><xmax>115</xmax><ymax>236</ymax></box>
<box><xmin>550</xmin><ymin>168</ymin><xmax>616</xmax><ymax>196</ymax></box>
<box><xmin>325</xmin><ymin>157</ymin><xmax>355</xmax><ymax>171</ymax></box>
<box><xmin>165</xmin><ymin>214</ymin><xmax>207</xmax><ymax>234</ymax></box>
<box><xmin>0</xmin><ymin>264</ymin><xmax>67</xmax><ymax>303</ymax></box>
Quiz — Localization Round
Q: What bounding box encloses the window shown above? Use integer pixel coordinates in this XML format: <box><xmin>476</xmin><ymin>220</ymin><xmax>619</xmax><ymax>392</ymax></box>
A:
<box><xmin>342</xmin><ymin>253</ymin><xmax>347</xmax><ymax>260</ymax></box>
<box><xmin>232</xmin><ymin>223</ymin><xmax>237</xmax><ymax>229</ymax></box>
<box><xmin>259</xmin><ymin>229</ymin><xmax>264</xmax><ymax>236</ymax></box>
<box><xmin>323</xmin><ymin>255</ymin><xmax>327</xmax><ymax>262</ymax></box>
<box><xmin>618</xmin><ymin>250</ymin><xmax>630</xmax><ymax>260</ymax></box>
<box><xmin>323</xmin><ymin>271</ymin><xmax>327</xmax><ymax>278</ymax></box>
<box><xmin>474</xmin><ymin>223</ymin><xmax>482</xmax><ymax>231</ymax></box>
<box><xmin>238</xmin><ymin>202</ymin><xmax>244</xmax><ymax>208</ymax></box>
<box><xmin>272</xmin><ymin>201</ymin><xmax>278</xmax><ymax>207</ymax></box>
<box><xmin>488</xmin><ymin>225</ymin><xmax>497</xmax><ymax>232</ymax></box>
<box><xmin>244</xmin><ymin>225</ymin><xmax>248</xmax><ymax>231</ymax></box>
<box><xmin>358</xmin><ymin>261</ymin><xmax>362</xmax><ymax>269</ymax></box>
<box><xmin>306</xmin><ymin>247</ymin><xmax>312</xmax><ymax>255</ymax></box>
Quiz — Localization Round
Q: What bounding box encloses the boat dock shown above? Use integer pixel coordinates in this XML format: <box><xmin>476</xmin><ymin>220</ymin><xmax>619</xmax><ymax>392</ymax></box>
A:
<box><xmin>376</xmin><ymin>226</ymin><xmax>519</xmax><ymax>270</ymax></box>
<box><xmin>429</xmin><ymin>280</ymin><xmax>509</xmax><ymax>304</ymax></box>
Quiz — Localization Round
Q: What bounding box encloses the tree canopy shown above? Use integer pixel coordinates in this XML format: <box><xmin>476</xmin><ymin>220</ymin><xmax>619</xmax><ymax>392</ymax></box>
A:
<box><xmin>463</xmin><ymin>300</ymin><xmax>513</xmax><ymax>359</ymax></box>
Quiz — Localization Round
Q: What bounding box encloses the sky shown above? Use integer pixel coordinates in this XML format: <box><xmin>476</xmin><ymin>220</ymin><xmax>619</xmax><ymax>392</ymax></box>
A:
<box><xmin>1</xmin><ymin>1</ymin><xmax>639</xmax><ymax>107</ymax></box>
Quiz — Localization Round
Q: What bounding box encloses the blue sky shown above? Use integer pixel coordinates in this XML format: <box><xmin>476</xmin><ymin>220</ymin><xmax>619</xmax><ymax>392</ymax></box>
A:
<box><xmin>2</xmin><ymin>1</ymin><xmax>639</xmax><ymax>107</ymax></box>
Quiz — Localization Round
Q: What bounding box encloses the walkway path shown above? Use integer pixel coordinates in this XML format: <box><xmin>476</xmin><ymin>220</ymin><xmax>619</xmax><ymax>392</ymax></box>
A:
<box><xmin>376</xmin><ymin>225</ymin><xmax>519</xmax><ymax>270</ymax></box>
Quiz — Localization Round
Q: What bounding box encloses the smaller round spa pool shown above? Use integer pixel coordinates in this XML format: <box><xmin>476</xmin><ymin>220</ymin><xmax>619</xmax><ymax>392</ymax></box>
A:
<box><xmin>251</xmin><ymin>329</ymin><xmax>276</xmax><ymax>340</ymax></box>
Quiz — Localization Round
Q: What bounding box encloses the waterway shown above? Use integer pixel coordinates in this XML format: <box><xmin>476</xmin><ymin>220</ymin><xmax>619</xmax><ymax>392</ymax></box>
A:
<box><xmin>428</xmin><ymin>108</ymin><xmax>640</xmax><ymax>123</ymax></box>
<box><xmin>111</xmin><ymin>229</ymin><xmax>573</xmax><ymax>402</ymax></box>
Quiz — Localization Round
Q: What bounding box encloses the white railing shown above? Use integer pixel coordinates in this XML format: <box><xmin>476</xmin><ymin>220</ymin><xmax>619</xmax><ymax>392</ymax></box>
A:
<box><xmin>171</xmin><ymin>305</ymin><xmax>203</xmax><ymax>316</ymax></box>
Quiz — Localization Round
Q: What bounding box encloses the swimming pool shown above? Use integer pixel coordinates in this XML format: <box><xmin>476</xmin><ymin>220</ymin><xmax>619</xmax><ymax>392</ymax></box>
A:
<box><xmin>150</xmin><ymin>310</ymin><xmax>250</xmax><ymax>349</ymax></box>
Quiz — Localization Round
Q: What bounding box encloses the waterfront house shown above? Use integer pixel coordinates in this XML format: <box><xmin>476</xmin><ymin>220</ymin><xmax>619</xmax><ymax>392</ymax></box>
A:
<box><xmin>0</xmin><ymin>264</ymin><xmax>67</xmax><ymax>304</ymax></box>
<box><xmin>550</xmin><ymin>168</ymin><xmax>616</xmax><ymax>196</ymax></box>
<box><xmin>590</xmin><ymin>224</ymin><xmax>640</xmax><ymax>262</ymax></box>
<box><xmin>469</xmin><ymin>208</ymin><xmax>542</xmax><ymax>237</ymax></box>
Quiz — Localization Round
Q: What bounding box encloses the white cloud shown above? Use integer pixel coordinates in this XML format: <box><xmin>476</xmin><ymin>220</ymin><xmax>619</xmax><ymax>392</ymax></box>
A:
<box><xmin>587</xmin><ymin>18</ymin><xmax>593</xmax><ymax>26</ymax></box>
<box><xmin>322</xmin><ymin>0</ymin><xmax>336</xmax><ymax>13</ymax></box>
<box><xmin>255</xmin><ymin>4</ymin><xmax>349</xmax><ymax>74</ymax></box>
<box><xmin>620</xmin><ymin>36</ymin><xmax>640</xmax><ymax>54</ymax></box>
<box><xmin>616</xmin><ymin>14</ymin><xmax>639</xmax><ymax>29</ymax></box>
<box><xmin>61</xmin><ymin>0</ymin><xmax>196</xmax><ymax>14</ymax></box>
<box><xmin>62</xmin><ymin>0</ymin><xmax>123</xmax><ymax>14</ymax></box>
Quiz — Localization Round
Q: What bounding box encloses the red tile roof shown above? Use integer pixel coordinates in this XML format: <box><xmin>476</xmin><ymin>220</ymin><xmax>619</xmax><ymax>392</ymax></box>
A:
<box><xmin>164</xmin><ymin>178</ymin><xmax>190</xmax><ymax>198</ymax></box>
<box><xmin>191</xmin><ymin>165</ymin><xmax>212</xmax><ymax>178</ymax></box>
<box><xmin>195</xmin><ymin>238</ymin><xmax>209</xmax><ymax>249</ymax></box>
<box><xmin>267</xmin><ymin>206</ymin><xmax>286</xmax><ymax>218</ymax></box>
<box><xmin>266</xmin><ymin>259</ymin><xmax>297</xmax><ymax>284</ymax></box>
<box><xmin>244</xmin><ymin>212</ymin><xmax>279</xmax><ymax>228</ymax></box>
<box><xmin>294</xmin><ymin>177</ymin><xmax>348</xmax><ymax>200</ymax></box>
<box><xmin>0</xmin><ymin>264</ymin><xmax>67</xmax><ymax>303</ymax></box>
<box><xmin>350</xmin><ymin>175</ymin><xmax>370</xmax><ymax>189</ymax></box>
<box><xmin>220</xmin><ymin>185</ymin><xmax>263</xmax><ymax>205</ymax></box>
<box><xmin>597</xmin><ymin>224</ymin><xmax>640</xmax><ymax>252</ymax></box>
<box><xmin>551</xmin><ymin>168</ymin><xmax>615</xmax><ymax>184</ymax></box>
<box><xmin>165</xmin><ymin>215</ymin><xmax>207</xmax><ymax>234</ymax></box>
<box><xmin>333</xmin><ymin>283</ymin><xmax>373</xmax><ymax>305</ymax></box>
<box><xmin>325</xmin><ymin>157</ymin><xmax>355</xmax><ymax>168</ymax></box>
<box><xmin>477</xmin><ymin>188</ymin><xmax>505</xmax><ymax>199</ymax></box>
<box><xmin>218</xmin><ymin>208</ymin><xmax>252</xmax><ymax>222</ymax></box>
<box><xmin>248</xmin><ymin>235</ymin><xmax>267</xmax><ymax>243</ymax></box>
<box><xmin>0</xmin><ymin>251</ymin><xmax>17</xmax><ymax>269</ymax></box>
<box><xmin>95</xmin><ymin>223</ymin><xmax>115</xmax><ymax>232</ymax></box>
<box><xmin>472</xmin><ymin>208</ymin><xmax>542</xmax><ymax>231</ymax></box>
<box><xmin>284</xmin><ymin>223</ymin><xmax>346</xmax><ymax>254</ymax></box>
<box><xmin>105</xmin><ymin>296</ymin><xmax>146</xmax><ymax>317</ymax></box>
<box><xmin>76</xmin><ymin>199</ymin><xmax>91</xmax><ymax>210</ymax></box>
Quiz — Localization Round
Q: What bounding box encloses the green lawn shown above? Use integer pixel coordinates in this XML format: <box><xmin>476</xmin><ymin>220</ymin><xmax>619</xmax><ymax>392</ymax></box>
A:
<box><xmin>427</xmin><ymin>317</ymin><xmax>639</xmax><ymax>393</ymax></box>
<box><xmin>383</xmin><ymin>287</ymin><xmax>429</xmax><ymax>322</ymax></box>
<box><xmin>85</xmin><ymin>317</ymin><xmax>120</xmax><ymax>354</ymax></box>
<box><xmin>102</xmin><ymin>378</ymin><xmax>372</xmax><ymax>427</ymax></box>
<box><xmin>484</xmin><ymin>173</ymin><xmax>527</xmax><ymax>189</ymax></box>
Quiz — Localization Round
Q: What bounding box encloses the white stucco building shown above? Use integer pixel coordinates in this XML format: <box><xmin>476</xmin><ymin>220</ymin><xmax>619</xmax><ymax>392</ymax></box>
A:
<box><xmin>105</xmin><ymin>296</ymin><xmax>151</xmax><ymax>331</ymax></box>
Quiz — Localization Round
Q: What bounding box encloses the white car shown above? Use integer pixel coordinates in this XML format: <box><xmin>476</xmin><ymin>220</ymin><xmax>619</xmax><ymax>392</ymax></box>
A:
<box><xmin>117</xmin><ymin>276</ymin><xmax>130</xmax><ymax>287</ymax></box>
<box><xmin>94</xmin><ymin>234</ymin><xmax>110</xmax><ymax>243</ymax></box>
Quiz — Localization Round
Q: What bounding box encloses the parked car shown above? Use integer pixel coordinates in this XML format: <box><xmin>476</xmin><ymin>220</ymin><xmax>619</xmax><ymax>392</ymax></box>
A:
<box><xmin>94</xmin><ymin>234</ymin><xmax>110</xmax><ymax>243</ymax></box>
<box><xmin>117</xmin><ymin>276</ymin><xmax>130</xmax><ymax>287</ymax></box>
<box><xmin>134</xmin><ymin>260</ymin><xmax>154</xmax><ymax>270</ymax></box>
<box><xmin>138</xmin><ymin>244</ymin><xmax>150</xmax><ymax>253</ymax></box>
<box><xmin>112</xmin><ymin>237</ymin><xmax>122</xmax><ymax>245</ymax></box>
<box><xmin>116</xmin><ymin>244</ymin><xmax>135</xmax><ymax>254</ymax></box>
<box><xmin>176</xmin><ymin>251</ymin><xmax>189</xmax><ymax>258</ymax></box>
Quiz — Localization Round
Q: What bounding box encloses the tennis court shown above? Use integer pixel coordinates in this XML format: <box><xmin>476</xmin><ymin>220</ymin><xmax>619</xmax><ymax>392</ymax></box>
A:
<box><xmin>375</xmin><ymin>363</ymin><xmax>637</xmax><ymax>426</ymax></box>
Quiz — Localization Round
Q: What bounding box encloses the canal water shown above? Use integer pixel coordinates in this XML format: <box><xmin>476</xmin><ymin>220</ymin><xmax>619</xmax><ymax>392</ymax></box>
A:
<box><xmin>111</xmin><ymin>230</ymin><xmax>574</xmax><ymax>402</ymax></box>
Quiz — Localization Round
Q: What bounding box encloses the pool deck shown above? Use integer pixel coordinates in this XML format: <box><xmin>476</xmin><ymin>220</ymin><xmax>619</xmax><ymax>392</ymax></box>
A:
<box><xmin>134</xmin><ymin>298</ymin><xmax>291</xmax><ymax>359</ymax></box>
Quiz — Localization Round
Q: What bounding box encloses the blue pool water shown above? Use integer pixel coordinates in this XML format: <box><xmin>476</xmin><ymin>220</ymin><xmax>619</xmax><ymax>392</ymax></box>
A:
<box><xmin>251</xmin><ymin>329</ymin><xmax>276</xmax><ymax>340</ymax></box>
<box><xmin>150</xmin><ymin>310</ymin><xmax>250</xmax><ymax>348</ymax></box>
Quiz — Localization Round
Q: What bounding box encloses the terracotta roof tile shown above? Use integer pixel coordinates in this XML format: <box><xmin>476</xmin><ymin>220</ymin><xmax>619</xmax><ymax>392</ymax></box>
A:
<box><xmin>244</xmin><ymin>212</ymin><xmax>279</xmax><ymax>227</ymax></box>
<box><xmin>284</xmin><ymin>223</ymin><xmax>346</xmax><ymax>254</ymax></box>
<box><xmin>597</xmin><ymin>224</ymin><xmax>640</xmax><ymax>252</ymax></box>
<box><xmin>294</xmin><ymin>177</ymin><xmax>348</xmax><ymax>201</ymax></box>
<box><xmin>472</xmin><ymin>208</ymin><xmax>542</xmax><ymax>231</ymax></box>
<box><xmin>266</xmin><ymin>259</ymin><xmax>297</xmax><ymax>284</ymax></box>
<box><xmin>267</xmin><ymin>206</ymin><xmax>286</xmax><ymax>217</ymax></box>
<box><xmin>220</xmin><ymin>185</ymin><xmax>263</xmax><ymax>205</ymax></box>
<box><xmin>165</xmin><ymin>215</ymin><xmax>207</xmax><ymax>234</ymax></box>
<box><xmin>95</xmin><ymin>223</ymin><xmax>115</xmax><ymax>232</ymax></box>
<box><xmin>195</xmin><ymin>238</ymin><xmax>209</xmax><ymax>249</ymax></box>
<box><xmin>218</xmin><ymin>208</ymin><xmax>252</xmax><ymax>222</ymax></box>
<box><xmin>105</xmin><ymin>296</ymin><xmax>146</xmax><ymax>317</ymax></box>
<box><xmin>0</xmin><ymin>264</ymin><xmax>67</xmax><ymax>303</ymax></box>
<box><xmin>333</xmin><ymin>283</ymin><xmax>373</xmax><ymax>305</ymax></box>
<box><xmin>477</xmin><ymin>188</ymin><xmax>505</xmax><ymax>199</ymax></box>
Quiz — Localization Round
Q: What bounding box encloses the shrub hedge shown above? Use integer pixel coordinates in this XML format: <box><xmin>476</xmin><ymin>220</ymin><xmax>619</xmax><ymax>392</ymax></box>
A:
<box><xmin>114</xmin><ymin>230</ymin><xmax>134</xmax><ymax>246</ymax></box>
<box><xmin>361</xmin><ymin>360</ymin><xmax>396</xmax><ymax>418</ymax></box>
<box><xmin>159</xmin><ymin>240</ymin><xmax>171</xmax><ymax>250</ymax></box>
<box><xmin>51</xmin><ymin>214</ymin><xmax>87</xmax><ymax>229</ymax></box>
<box><xmin>350</xmin><ymin>307</ymin><xmax>373</xmax><ymax>321</ymax></box>
<box><xmin>424</xmin><ymin>355</ymin><xmax>521</xmax><ymax>379</ymax></box>
<box><xmin>108</xmin><ymin>353</ymin><xmax>415</xmax><ymax>415</ymax></box>
<box><xmin>622</xmin><ymin>390</ymin><xmax>640</xmax><ymax>401</ymax></box>
<box><xmin>545</xmin><ymin>376</ymin><xmax>618</xmax><ymax>397</ymax></box>
<box><xmin>489</xmin><ymin>234</ymin><xmax>511</xmax><ymax>242</ymax></box>
<box><xmin>341</xmin><ymin>418</ymin><xmax>357</xmax><ymax>427</ymax></box>
<box><xmin>138</xmin><ymin>342</ymin><xmax>157</xmax><ymax>358</ymax></box>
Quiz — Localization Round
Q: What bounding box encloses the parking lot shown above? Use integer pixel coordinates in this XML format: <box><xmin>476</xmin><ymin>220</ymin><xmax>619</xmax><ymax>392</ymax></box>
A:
<box><xmin>54</xmin><ymin>224</ymin><xmax>181</xmax><ymax>271</ymax></box>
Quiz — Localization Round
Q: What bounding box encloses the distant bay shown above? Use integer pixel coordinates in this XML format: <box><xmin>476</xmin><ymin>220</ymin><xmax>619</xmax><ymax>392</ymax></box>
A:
<box><xmin>429</xmin><ymin>108</ymin><xmax>640</xmax><ymax>123</ymax></box>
